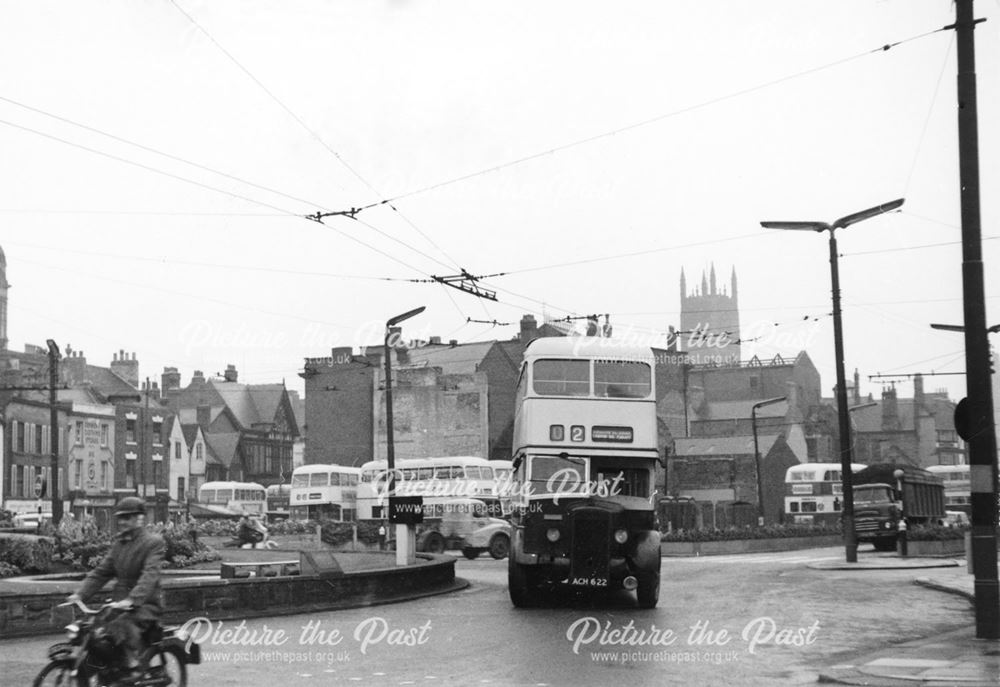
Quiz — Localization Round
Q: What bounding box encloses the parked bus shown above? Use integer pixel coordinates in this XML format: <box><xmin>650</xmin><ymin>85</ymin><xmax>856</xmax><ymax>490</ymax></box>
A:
<box><xmin>265</xmin><ymin>483</ymin><xmax>292</xmax><ymax>519</ymax></box>
<box><xmin>783</xmin><ymin>463</ymin><xmax>865</xmax><ymax>525</ymax></box>
<box><xmin>507</xmin><ymin>337</ymin><xmax>662</xmax><ymax>608</ymax></box>
<box><xmin>926</xmin><ymin>464</ymin><xmax>971</xmax><ymax>516</ymax></box>
<box><xmin>853</xmin><ymin>463</ymin><xmax>945</xmax><ymax>551</ymax></box>
<box><xmin>289</xmin><ymin>464</ymin><xmax>361</xmax><ymax>521</ymax></box>
<box><xmin>196</xmin><ymin>481</ymin><xmax>266</xmax><ymax>517</ymax></box>
<box><xmin>355</xmin><ymin>456</ymin><xmax>503</xmax><ymax>520</ymax></box>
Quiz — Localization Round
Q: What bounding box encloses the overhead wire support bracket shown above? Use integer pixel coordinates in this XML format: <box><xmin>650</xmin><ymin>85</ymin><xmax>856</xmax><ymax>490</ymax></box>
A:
<box><xmin>306</xmin><ymin>207</ymin><xmax>362</xmax><ymax>223</ymax></box>
<box><xmin>467</xmin><ymin>317</ymin><xmax>511</xmax><ymax>326</ymax></box>
<box><xmin>431</xmin><ymin>269</ymin><xmax>498</xmax><ymax>301</ymax></box>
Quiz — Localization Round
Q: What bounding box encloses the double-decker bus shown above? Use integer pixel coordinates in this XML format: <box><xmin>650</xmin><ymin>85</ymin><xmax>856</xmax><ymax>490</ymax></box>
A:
<box><xmin>289</xmin><ymin>464</ymin><xmax>361</xmax><ymax>521</ymax></box>
<box><xmin>507</xmin><ymin>337</ymin><xmax>662</xmax><ymax>608</ymax></box>
<box><xmin>265</xmin><ymin>483</ymin><xmax>292</xmax><ymax>519</ymax></box>
<box><xmin>926</xmin><ymin>464</ymin><xmax>971</xmax><ymax>516</ymax></box>
<box><xmin>196</xmin><ymin>481</ymin><xmax>266</xmax><ymax>517</ymax></box>
<box><xmin>784</xmin><ymin>463</ymin><xmax>865</xmax><ymax>525</ymax></box>
<box><xmin>355</xmin><ymin>456</ymin><xmax>503</xmax><ymax>519</ymax></box>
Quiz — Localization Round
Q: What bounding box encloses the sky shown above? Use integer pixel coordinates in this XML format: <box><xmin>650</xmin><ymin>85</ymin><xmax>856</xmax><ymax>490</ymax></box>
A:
<box><xmin>1</xmin><ymin>0</ymin><xmax>998</xmax><ymax>404</ymax></box>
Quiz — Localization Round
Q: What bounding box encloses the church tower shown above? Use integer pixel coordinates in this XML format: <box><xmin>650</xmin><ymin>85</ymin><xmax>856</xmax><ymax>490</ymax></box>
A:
<box><xmin>678</xmin><ymin>264</ymin><xmax>741</xmax><ymax>365</ymax></box>
<box><xmin>0</xmin><ymin>245</ymin><xmax>8</xmax><ymax>351</ymax></box>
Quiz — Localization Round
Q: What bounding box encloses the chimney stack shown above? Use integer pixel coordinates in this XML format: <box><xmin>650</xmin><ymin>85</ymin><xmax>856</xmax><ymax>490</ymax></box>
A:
<box><xmin>110</xmin><ymin>349</ymin><xmax>139</xmax><ymax>387</ymax></box>
<box><xmin>520</xmin><ymin>314</ymin><xmax>538</xmax><ymax>343</ymax></box>
<box><xmin>881</xmin><ymin>386</ymin><xmax>900</xmax><ymax>431</ymax></box>
<box><xmin>224</xmin><ymin>364</ymin><xmax>238</xmax><ymax>383</ymax></box>
<box><xmin>161</xmin><ymin>367</ymin><xmax>181</xmax><ymax>392</ymax></box>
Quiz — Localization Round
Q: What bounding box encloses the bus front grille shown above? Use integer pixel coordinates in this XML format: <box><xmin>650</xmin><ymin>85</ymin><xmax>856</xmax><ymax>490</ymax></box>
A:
<box><xmin>569</xmin><ymin>509</ymin><xmax>611</xmax><ymax>582</ymax></box>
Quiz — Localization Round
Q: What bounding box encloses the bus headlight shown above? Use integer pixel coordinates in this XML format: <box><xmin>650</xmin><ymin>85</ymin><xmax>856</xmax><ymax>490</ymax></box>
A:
<box><xmin>883</xmin><ymin>521</ymin><xmax>894</xmax><ymax>529</ymax></box>
<box><xmin>546</xmin><ymin>528</ymin><xmax>561</xmax><ymax>542</ymax></box>
<box><xmin>614</xmin><ymin>529</ymin><xmax>628</xmax><ymax>544</ymax></box>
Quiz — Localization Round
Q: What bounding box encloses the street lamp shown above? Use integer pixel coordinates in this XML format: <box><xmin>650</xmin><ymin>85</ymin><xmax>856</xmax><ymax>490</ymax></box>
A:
<box><xmin>762</xmin><ymin>197</ymin><xmax>904</xmax><ymax>562</ymax></box>
<box><xmin>751</xmin><ymin>396</ymin><xmax>787</xmax><ymax>526</ymax></box>
<box><xmin>384</xmin><ymin>306</ymin><xmax>426</xmax><ymax>566</ymax></box>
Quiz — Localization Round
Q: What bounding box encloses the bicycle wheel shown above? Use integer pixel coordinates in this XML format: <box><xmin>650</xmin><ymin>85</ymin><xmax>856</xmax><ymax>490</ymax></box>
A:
<box><xmin>143</xmin><ymin>646</ymin><xmax>187</xmax><ymax>687</ymax></box>
<box><xmin>32</xmin><ymin>660</ymin><xmax>78</xmax><ymax>687</ymax></box>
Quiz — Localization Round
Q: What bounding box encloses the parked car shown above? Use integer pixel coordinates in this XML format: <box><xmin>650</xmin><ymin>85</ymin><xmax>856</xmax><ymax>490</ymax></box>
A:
<box><xmin>12</xmin><ymin>512</ymin><xmax>53</xmax><ymax>529</ymax></box>
<box><xmin>944</xmin><ymin>511</ymin><xmax>970</xmax><ymax>527</ymax></box>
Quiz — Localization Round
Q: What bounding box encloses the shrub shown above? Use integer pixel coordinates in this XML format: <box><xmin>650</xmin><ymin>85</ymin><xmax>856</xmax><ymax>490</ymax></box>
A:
<box><xmin>267</xmin><ymin>519</ymin><xmax>316</xmax><ymax>535</ymax></box>
<box><xmin>661</xmin><ymin>523</ymin><xmax>842</xmax><ymax>543</ymax></box>
<box><xmin>0</xmin><ymin>536</ymin><xmax>54</xmax><ymax>574</ymax></box>
<box><xmin>0</xmin><ymin>509</ymin><xmax>14</xmax><ymax>527</ymax></box>
<box><xmin>907</xmin><ymin>524</ymin><xmax>969</xmax><ymax>541</ymax></box>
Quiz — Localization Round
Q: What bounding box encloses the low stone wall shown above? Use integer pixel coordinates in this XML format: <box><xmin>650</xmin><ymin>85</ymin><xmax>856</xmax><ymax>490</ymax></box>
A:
<box><xmin>662</xmin><ymin>535</ymin><xmax>843</xmax><ymax>556</ymax></box>
<box><xmin>905</xmin><ymin>538</ymin><xmax>966</xmax><ymax>557</ymax></box>
<box><xmin>0</xmin><ymin>553</ymin><xmax>459</xmax><ymax>639</ymax></box>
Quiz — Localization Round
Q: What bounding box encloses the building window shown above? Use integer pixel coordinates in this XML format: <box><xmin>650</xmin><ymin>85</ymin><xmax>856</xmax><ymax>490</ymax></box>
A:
<box><xmin>100</xmin><ymin>424</ymin><xmax>109</xmax><ymax>447</ymax></box>
<box><xmin>177</xmin><ymin>476</ymin><xmax>186</xmax><ymax>501</ymax></box>
<box><xmin>152</xmin><ymin>421</ymin><xmax>163</xmax><ymax>446</ymax></box>
<box><xmin>196</xmin><ymin>444</ymin><xmax>203</xmax><ymax>462</ymax></box>
<box><xmin>125</xmin><ymin>460</ymin><xmax>135</xmax><ymax>489</ymax></box>
<box><xmin>75</xmin><ymin>421</ymin><xmax>84</xmax><ymax>445</ymax></box>
<box><xmin>101</xmin><ymin>461</ymin><xmax>108</xmax><ymax>491</ymax></box>
<box><xmin>74</xmin><ymin>459</ymin><xmax>83</xmax><ymax>489</ymax></box>
<box><xmin>126</xmin><ymin>419</ymin><xmax>136</xmax><ymax>443</ymax></box>
<box><xmin>10</xmin><ymin>465</ymin><xmax>20</xmax><ymax>498</ymax></box>
<box><xmin>936</xmin><ymin>430</ymin><xmax>958</xmax><ymax>447</ymax></box>
<box><xmin>16</xmin><ymin>422</ymin><xmax>25</xmax><ymax>453</ymax></box>
<box><xmin>152</xmin><ymin>462</ymin><xmax>160</xmax><ymax>486</ymax></box>
<box><xmin>174</xmin><ymin>441</ymin><xmax>182</xmax><ymax>460</ymax></box>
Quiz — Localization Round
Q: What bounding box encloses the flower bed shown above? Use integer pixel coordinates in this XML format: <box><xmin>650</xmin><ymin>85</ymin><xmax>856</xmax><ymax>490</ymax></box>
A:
<box><xmin>0</xmin><ymin>517</ymin><xmax>219</xmax><ymax>578</ymax></box>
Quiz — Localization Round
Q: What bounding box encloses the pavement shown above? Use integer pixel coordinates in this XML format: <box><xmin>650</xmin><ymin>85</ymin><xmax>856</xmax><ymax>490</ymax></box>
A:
<box><xmin>809</xmin><ymin>554</ymin><xmax>1000</xmax><ymax>686</ymax></box>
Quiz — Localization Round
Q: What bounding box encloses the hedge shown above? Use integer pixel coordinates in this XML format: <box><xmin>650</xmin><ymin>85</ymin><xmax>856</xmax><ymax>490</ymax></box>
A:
<box><xmin>661</xmin><ymin>523</ymin><xmax>843</xmax><ymax>543</ymax></box>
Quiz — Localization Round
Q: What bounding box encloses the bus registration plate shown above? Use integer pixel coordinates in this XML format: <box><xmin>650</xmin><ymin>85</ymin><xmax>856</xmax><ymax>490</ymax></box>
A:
<box><xmin>570</xmin><ymin>577</ymin><xmax>608</xmax><ymax>587</ymax></box>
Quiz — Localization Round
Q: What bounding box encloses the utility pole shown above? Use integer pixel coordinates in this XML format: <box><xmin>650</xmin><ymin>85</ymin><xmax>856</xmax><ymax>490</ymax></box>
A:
<box><xmin>141</xmin><ymin>376</ymin><xmax>150</xmax><ymax>505</ymax></box>
<box><xmin>46</xmin><ymin>340</ymin><xmax>63</xmax><ymax>524</ymax></box>
<box><xmin>950</xmin><ymin>0</ymin><xmax>998</xmax><ymax>640</ymax></box>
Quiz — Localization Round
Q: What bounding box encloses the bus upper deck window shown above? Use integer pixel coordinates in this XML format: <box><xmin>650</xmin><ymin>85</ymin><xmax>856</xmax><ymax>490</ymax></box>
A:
<box><xmin>594</xmin><ymin>361</ymin><xmax>651</xmax><ymax>398</ymax></box>
<box><xmin>309</xmin><ymin>473</ymin><xmax>329</xmax><ymax>487</ymax></box>
<box><xmin>533</xmin><ymin>359</ymin><xmax>590</xmax><ymax>396</ymax></box>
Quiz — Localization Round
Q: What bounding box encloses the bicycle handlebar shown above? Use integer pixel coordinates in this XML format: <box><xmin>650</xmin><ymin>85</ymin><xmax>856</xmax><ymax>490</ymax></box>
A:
<box><xmin>59</xmin><ymin>599</ymin><xmax>118</xmax><ymax>615</ymax></box>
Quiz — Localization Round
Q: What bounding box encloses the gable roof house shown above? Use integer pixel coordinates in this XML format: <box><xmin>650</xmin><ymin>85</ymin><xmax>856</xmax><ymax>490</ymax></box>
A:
<box><xmin>162</xmin><ymin>365</ymin><xmax>299</xmax><ymax>487</ymax></box>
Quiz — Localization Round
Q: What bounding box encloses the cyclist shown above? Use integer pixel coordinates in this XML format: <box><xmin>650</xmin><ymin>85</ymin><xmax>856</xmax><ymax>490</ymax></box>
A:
<box><xmin>68</xmin><ymin>496</ymin><xmax>165</xmax><ymax>682</ymax></box>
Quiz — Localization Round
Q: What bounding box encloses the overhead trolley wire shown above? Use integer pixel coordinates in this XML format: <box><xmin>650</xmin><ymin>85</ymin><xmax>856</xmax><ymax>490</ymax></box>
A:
<box><xmin>0</xmin><ymin>94</ymin><xmax>322</xmax><ymax>211</ymax></box>
<box><xmin>355</xmin><ymin>26</ymin><xmax>951</xmax><ymax>209</ymax></box>
<box><xmin>169</xmin><ymin>0</ymin><xmax>464</xmax><ymax>272</ymax></box>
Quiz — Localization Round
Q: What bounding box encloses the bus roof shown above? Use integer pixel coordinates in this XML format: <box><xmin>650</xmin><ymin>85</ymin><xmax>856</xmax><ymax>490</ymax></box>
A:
<box><xmin>293</xmin><ymin>464</ymin><xmax>361</xmax><ymax>474</ymax></box>
<box><xmin>200</xmin><ymin>481</ymin><xmax>265</xmax><ymax>490</ymax></box>
<box><xmin>523</xmin><ymin>337</ymin><xmax>654</xmax><ymax>362</ymax></box>
<box><xmin>784</xmin><ymin>463</ymin><xmax>865</xmax><ymax>479</ymax></box>
<box><xmin>927</xmin><ymin>464</ymin><xmax>968</xmax><ymax>474</ymax></box>
<box><xmin>358</xmin><ymin>456</ymin><xmax>493</xmax><ymax>471</ymax></box>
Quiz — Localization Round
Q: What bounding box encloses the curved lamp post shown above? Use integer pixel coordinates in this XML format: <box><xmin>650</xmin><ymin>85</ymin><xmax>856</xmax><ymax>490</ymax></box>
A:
<box><xmin>762</xmin><ymin>197</ymin><xmax>904</xmax><ymax>562</ymax></box>
<box><xmin>384</xmin><ymin>306</ymin><xmax>426</xmax><ymax>565</ymax></box>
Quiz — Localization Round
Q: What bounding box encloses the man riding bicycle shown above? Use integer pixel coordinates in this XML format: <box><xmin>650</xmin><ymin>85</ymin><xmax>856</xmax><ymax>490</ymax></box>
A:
<box><xmin>68</xmin><ymin>496</ymin><xmax>165</xmax><ymax>683</ymax></box>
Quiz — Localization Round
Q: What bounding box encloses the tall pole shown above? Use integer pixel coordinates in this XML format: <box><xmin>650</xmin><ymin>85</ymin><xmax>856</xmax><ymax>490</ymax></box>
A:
<box><xmin>383</xmin><ymin>306</ymin><xmax>425</xmax><ymax>566</ymax></box>
<box><xmin>829</xmin><ymin>229</ymin><xmax>859</xmax><ymax>563</ymax></box>
<box><xmin>952</xmin><ymin>0</ymin><xmax>998</xmax><ymax>640</ymax></box>
<box><xmin>46</xmin><ymin>340</ymin><xmax>63</xmax><ymax>524</ymax></box>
